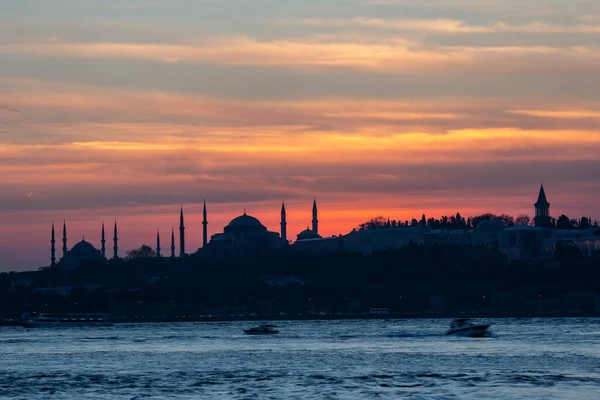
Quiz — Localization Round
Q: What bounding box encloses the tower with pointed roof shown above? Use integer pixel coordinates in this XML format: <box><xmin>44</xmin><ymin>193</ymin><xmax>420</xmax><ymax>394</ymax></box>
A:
<box><xmin>170</xmin><ymin>227</ymin><xmax>175</xmax><ymax>258</ymax></box>
<box><xmin>51</xmin><ymin>221</ymin><xmax>56</xmax><ymax>267</ymax></box>
<box><xmin>156</xmin><ymin>230</ymin><xmax>161</xmax><ymax>257</ymax></box>
<box><xmin>202</xmin><ymin>200</ymin><xmax>208</xmax><ymax>247</ymax></box>
<box><xmin>62</xmin><ymin>220</ymin><xmax>68</xmax><ymax>259</ymax></box>
<box><xmin>113</xmin><ymin>220</ymin><xmax>119</xmax><ymax>259</ymax></box>
<box><xmin>179</xmin><ymin>206</ymin><xmax>185</xmax><ymax>257</ymax></box>
<box><xmin>534</xmin><ymin>184</ymin><xmax>551</xmax><ymax>228</ymax></box>
<box><xmin>280</xmin><ymin>201</ymin><xmax>287</xmax><ymax>242</ymax></box>
<box><xmin>101</xmin><ymin>222</ymin><xmax>106</xmax><ymax>259</ymax></box>
<box><xmin>312</xmin><ymin>197</ymin><xmax>319</xmax><ymax>235</ymax></box>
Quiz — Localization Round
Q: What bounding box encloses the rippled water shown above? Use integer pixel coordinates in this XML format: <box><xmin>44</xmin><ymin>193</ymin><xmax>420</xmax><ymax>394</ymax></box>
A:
<box><xmin>1</xmin><ymin>318</ymin><xmax>599</xmax><ymax>399</ymax></box>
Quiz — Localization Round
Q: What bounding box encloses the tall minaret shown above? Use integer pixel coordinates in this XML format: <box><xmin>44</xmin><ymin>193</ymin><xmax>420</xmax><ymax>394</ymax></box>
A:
<box><xmin>280</xmin><ymin>201</ymin><xmax>287</xmax><ymax>242</ymax></box>
<box><xmin>113</xmin><ymin>220</ymin><xmax>119</xmax><ymax>260</ymax></box>
<box><xmin>101</xmin><ymin>221</ymin><xmax>106</xmax><ymax>259</ymax></box>
<box><xmin>50</xmin><ymin>221</ymin><xmax>56</xmax><ymax>267</ymax></box>
<box><xmin>312</xmin><ymin>197</ymin><xmax>319</xmax><ymax>235</ymax></box>
<box><xmin>202</xmin><ymin>199</ymin><xmax>208</xmax><ymax>247</ymax></box>
<box><xmin>170</xmin><ymin>227</ymin><xmax>175</xmax><ymax>258</ymax></box>
<box><xmin>62</xmin><ymin>220</ymin><xmax>68</xmax><ymax>258</ymax></box>
<box><xmin>179</xmin><ymin>206</ymin><xmax>185</xmax><ymax>257</ymax></box>
<box><xmin>156</xmin><ymin>230</ymin><xmax>161</xmax><ymax>257</ymax></box>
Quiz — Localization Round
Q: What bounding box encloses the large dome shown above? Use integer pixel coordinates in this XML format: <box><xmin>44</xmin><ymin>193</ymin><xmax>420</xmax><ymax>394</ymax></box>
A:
<box><xmin>297</xmin><ymin>228</ymin><xmax>321</xmax><ymax>241</ymax></box>
<box><xmin>71</xmin><ymin>239</ymin><xmax>98</xmax><ymax>255</ymax></box>
<box><xmin>224</xmin><ymin>212</ymin><xmax>267</xmax><ymax>232</ymax></box>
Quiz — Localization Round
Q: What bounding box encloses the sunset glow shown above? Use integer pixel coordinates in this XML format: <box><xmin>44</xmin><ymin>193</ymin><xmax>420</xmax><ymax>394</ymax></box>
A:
<box><xmin>1</xmin><ymin>0</ymin><xmax>599</xmax><ymax>270</ymax></box>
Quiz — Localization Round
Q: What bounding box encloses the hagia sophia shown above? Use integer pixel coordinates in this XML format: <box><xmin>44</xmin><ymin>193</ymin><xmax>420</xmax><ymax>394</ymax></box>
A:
<box><xmin>49</xmin><ymin>186</ymin><xmax>600</xmax><ymax>269</ymax></box>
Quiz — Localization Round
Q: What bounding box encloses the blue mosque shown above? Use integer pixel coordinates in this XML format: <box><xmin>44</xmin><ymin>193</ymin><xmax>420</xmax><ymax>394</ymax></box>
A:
<box><xmin>50</xmin><ymin>198</ymin><xmax>321</xmax><ymax>269</ymax></box>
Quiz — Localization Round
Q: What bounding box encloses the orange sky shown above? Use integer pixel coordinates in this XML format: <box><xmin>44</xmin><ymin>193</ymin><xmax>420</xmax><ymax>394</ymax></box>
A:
<box><xmin>1</xmin><ymin>0</ymin><xmax>600</xmax><ymax>270</ymax></box>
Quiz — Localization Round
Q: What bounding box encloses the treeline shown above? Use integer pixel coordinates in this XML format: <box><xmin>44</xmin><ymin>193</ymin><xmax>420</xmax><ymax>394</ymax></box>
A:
<box><xmin>358</xmin><ymin>213</ymin><xmax>600</xmax><ymax>231</ymax></box>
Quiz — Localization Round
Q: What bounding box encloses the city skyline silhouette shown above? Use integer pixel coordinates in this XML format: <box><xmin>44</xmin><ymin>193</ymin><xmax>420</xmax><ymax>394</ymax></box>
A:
<box><xmin>1</xmin><ymin>1</ymin><xmax>600</xmax><ymax>270</ymax></box>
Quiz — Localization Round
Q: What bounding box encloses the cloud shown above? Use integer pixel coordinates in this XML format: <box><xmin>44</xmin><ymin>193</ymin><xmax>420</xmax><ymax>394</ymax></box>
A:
<box><xmin>2</xmin><ymin>37</ymin><xmax>599</xmax><ymax>75</ymax></box>
<box><xmin>275</xmin><ymin>17</ymin><xmax>600</xmax><ymax>34</ymax></box>
<box><xmin>0</xmin><ymin>105</ymin><xmax>22</xmax><ymax>114</ymax></box>
<box><xmin>509</xmin><ymin>109</ymin><xmax>600</xmax><ymax>119</ymax></box>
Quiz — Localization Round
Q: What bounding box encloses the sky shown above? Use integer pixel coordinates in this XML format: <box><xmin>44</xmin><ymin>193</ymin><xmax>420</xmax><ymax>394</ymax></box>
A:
<box><xmin>1</xmin><ymin>0</ymin><xmax>599</xmax><ymax>271</ymax></box>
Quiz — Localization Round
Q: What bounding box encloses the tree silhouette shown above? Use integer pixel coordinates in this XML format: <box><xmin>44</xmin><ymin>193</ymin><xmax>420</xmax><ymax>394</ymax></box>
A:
<box><xmin>471</xmin><ymin>213</ymin><xmax>497</xmax><ymax>228</ymax></box>
<box><xmin>357</xmin><ymin>216</ymin><xmax>389</xmax><ymax>230</ymax></box>
<box><xmin>126</xmin><ymin>245</ymin><xmax>156</xmax><ymax>260</ymax></box>
<box><xmin>556</xmin><ymin>215</ymin><xmax>572</xmax><ymax>230</ymax></box>
<box><xmin>498</xmin><ymin>214</ymin><xmax>515</xmax><ymax>227</ymax></box>
<box><xmin>516</xmin><ymin>215</ymin><xmax>531</xmax><ymax>226</ymax></box>
<box><xmin>580</xmin><ymin>217</ymin><xmax>591</xmax><ymax>230</ymax></box>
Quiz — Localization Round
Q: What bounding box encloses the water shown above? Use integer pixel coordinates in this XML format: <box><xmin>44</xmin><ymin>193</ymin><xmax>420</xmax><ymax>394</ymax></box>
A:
<box><xmin>1</xmin><ymin>318</ymin><xmax>599</xmax><ymax>399</ymax></box>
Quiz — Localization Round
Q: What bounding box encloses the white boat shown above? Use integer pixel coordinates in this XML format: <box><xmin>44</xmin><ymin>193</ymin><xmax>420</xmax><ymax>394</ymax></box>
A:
<box><xmin>21</xmin><ymin>313</ymin><xmax>113</xmax><ymax>328</ymax></box>
<box><xmin>446</xmin><ymin>318</ymin><xmax>490</xmax><ymax>337</ymax></box>
<box><xmin>243</xmin><ymin>324</ymin><xmax>279</xmax><ymax>335</ymax></box>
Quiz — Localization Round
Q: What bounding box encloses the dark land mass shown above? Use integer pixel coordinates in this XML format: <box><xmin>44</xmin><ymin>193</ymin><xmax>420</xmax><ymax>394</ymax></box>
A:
<box><xmin>1</xmin><ymin>244</ymin><xmax>600</xmax><ymax>321</ymax></box>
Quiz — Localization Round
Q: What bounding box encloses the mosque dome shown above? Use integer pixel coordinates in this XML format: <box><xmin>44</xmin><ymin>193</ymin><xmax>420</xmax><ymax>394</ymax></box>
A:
<box><xmin>224</xmin><ymin>212</ymin><xmax>267</xmax><ymax>233</ymax></box>
<box><xmin>71</xmin><ymin>239</ymin><xmax>98</xmax><ymax>255</ymax></box>
<box><xmin>297</xmin><ymin>228</ymin><xmax>321</xmax><ymax>241</ymax></box>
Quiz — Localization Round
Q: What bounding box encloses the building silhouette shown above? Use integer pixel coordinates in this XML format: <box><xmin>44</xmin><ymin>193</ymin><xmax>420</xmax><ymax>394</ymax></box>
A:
<box><xmin>534</xmin><ymin>184</ymin><xmax>552</xmax><ymax>228</ymax></box>
<box><xmin>48</xmin><ymin>184</ymin><xmax>599</xmax><ymax>267</ymax></box>
<box><xmin>297</xmin><ymin>198</ymin><xmax>322</xmax><ymax>241</ymax></box>
<box><xmin>179</xmin><ymin>206</ymin><xmax>186</xmax><ymax>257</ymax></box>
<box><xmin>202</xmin><ymin>200</ymin><xmax>208</xmax><ymax>247</ymax></box>
<box><xmin>280</xmin><ymin>201</ymin><xmax>287</xmax><ymax>243</ymax></box>
<box><xmin>156</xmin><ymin>230</ymin><xmax>161</xmax><ymax>258</ymax></box>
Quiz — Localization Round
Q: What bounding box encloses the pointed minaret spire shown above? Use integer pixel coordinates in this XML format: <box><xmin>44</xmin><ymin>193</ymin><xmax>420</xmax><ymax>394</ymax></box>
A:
<box><xmin>536</xmin><ymin>183</ymin><xmax>549</xmax><ymax>205</ymax></box>
<box><xmin>156</xmin><ymin>230</ymin><xmax>161</xmax><ymax>258</ymax></box>
<box><xmin>50</xmin><ymin>221</ymin><xmax>56</xmax><ymax>267</ymax></box>
<box><xmin>101</xmin><ymin>221</ymin><xmax>106</xmax><ymax>259</ymax></box>
<box><xmin>312</xmin><ymin>197</ymin><xmax>319</xmax><ymax>235</ymax></box>
<box><xmin>62</xmin><ymin>220</ymin><xmax>68</xmax><ymax>258</ymax></box>
<box><xmin>170</xmin><ymin>227</ymin><xmax>175</xmax><ymax>258</ymax></box>
<box><xmin>202</xmin><ymin>199</ymin><xmax>208</xmax><ymax>247</ymax></box>
<box><xmin>179</xmin><ymin>205</ymin><xmax>185</xmax><ymax>257</ymax></box>
<box><xmin>534</xmin><ymin>183</ymin><xmax>551</xmax><ymax>227</ymax></box>
<box><xmin>113</xmin><ymin>220</ymin><xmax>119</xmax><ymax>260</ymax></box>
<box><xmin>280</xmin><ymin>201</ymin><xmax>287</xmax><ymax>242</ymax></box>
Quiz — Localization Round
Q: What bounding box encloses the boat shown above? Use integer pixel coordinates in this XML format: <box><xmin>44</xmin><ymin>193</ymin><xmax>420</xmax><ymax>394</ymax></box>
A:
<box><xmin>446</xmin><ymin>318</ymin><xmax>490</xmax><ymax>337</ymax></box>
<box><xmin>0</xmin><ymin>318</ymin><xmax>21</xmax><ymax>327</ymax></box>
<box><xmin>20</xmin><ymin>313</ymin><xmax>113</xmax><ymax>328</ymax></box>
<box><xmin>243</xmin><ymin>324</ymin><xmax>279</xmax><ymax>335</ymax></box>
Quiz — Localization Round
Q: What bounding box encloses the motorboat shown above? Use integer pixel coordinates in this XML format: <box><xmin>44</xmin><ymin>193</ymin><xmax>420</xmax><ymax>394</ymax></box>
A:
<box><xmin>20</xmin><ymin>313</ymin><xmax>113</xmax><ymax>328</ymax></box>
<box><xmin>243</xmin><ymin>324</ymin><xmax>279</xmax><ymax>335</ymax></box>
<box><xmin>446</xmin><ymin>318</ymin><xmax>490</xmax><ymax>337</ymax></box>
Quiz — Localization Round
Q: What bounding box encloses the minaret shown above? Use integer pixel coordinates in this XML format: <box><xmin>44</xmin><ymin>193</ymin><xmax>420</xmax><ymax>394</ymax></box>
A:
<box><xmin>101</xmin><ymin>221</ymin><xmax>106</xmax><ymax>259</ymax></box>
<box><xmin>179</xmin><ymin>206</ymin><xmax>185</xmax><ymax>257</ymax></box>
<box><xmin>312</xmin><ymin>197</ymin><xmax>319</xmax><ymax>235</ymax></box>
<box><xmin>202</xmin><ymin>199</ymin><xmax>208</xmax><ymax>247</ymax></box>
<box><xmin>534</xmin><ymin>184</ymin><xmax>551</xmax><ymax>227</ymax></box>
<box><xmin>50</xmin><ymin>221</ymin><xmax>56</xmax><ymax>267</ymax></box>
<box><xmin>62</xmin><ymin>220</ymin><xmax>68</xmax><ymax>258</ymax></box>
<box><xmin>280</xmin><ymin>201</ymin><xmax>287</xmax><ymax>242</ymax></box>
<box><xmin>156</xmin><ymin>230</ymin><xmax>161</xmax><ymax>257</ymax></box>
<box><xmin>113</xmin><ymin>220</ymin><xmax>119</xmax><ymax>260</ymax></box>
<box><xmin>170</xmin><ymin>227</ymin><xmax>175</xmax><ymax>258</ymax></box>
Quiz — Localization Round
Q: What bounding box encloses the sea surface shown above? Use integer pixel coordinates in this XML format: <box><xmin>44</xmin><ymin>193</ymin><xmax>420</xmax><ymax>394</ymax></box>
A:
<box><xmin>1</xmin><ymin>318</ymin><xmax>599</xmax><ymax>399</ymax></box>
